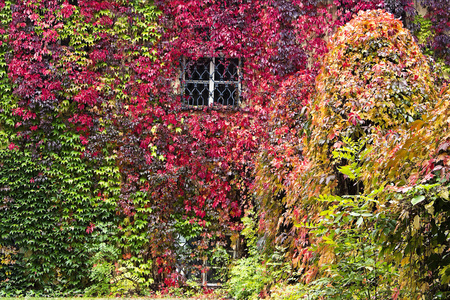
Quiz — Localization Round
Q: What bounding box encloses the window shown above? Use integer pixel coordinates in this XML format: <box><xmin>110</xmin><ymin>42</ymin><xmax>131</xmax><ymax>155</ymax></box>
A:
<box><xmin>181</xmin><ymin>57</ymin><xmax>241</xmax><ymax>107</ymax></box>
<box><xmin>174</xmin><ymin>233</ymin><xmax>241</xmax><ymax>287</ymax></box>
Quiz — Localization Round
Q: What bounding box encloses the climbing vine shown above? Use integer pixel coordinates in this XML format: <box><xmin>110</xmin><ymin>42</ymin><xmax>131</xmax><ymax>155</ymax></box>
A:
<box><xmin>1</xmin><ymin>0</ymin><xmax>450</xmax><ymax>297</ymax></box>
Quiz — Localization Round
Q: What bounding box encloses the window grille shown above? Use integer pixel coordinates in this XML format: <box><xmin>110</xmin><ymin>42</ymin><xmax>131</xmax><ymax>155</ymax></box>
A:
<box><xmin>174</xmin><ymin>234</ymin><xmax>241</xmax><ymax>287</ymax></box>
<box><xmin>181</xmin><ymin>57</ymin><xmax>241</xmax><ymax>107</ymax></box>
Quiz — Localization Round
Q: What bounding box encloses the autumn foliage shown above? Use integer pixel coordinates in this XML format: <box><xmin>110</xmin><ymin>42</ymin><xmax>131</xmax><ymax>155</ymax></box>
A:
<box><xmin>309</xmin><ymin>9</ymin><xmax>436</xmax><ymax>194</ymax></box>
<box><xmin>253</xmin><ymin>8</ymin><xmax>450</xmax><ymax>298</ymax></box>
<box><xmin>0</xmin><ymin>0</ymin><xmax>450</xmax><ymax>297</ymax></box>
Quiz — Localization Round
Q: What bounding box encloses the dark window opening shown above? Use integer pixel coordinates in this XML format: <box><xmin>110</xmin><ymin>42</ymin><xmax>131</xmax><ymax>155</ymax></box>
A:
<box><xmin>181</xmin><ymin>57</ymin><xmax>241</xmax><ymax>107</ymax></box>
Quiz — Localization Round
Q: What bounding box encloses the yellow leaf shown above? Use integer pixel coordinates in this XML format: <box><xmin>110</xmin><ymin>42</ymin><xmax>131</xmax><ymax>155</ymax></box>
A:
<box><xmin>410</xmin><ymin>119</ymin><xmax>424</xmax><ymax>130</ymax></box>
<box><xmin>413</xmin><ymin>215</ymin><xmax>420</xmax><ymax>229</ymax></box>
<box><xmin>425</xmin><ymin>201</ymin><xmax>434</xmax><ymax>215</ymax></box>
<box><xmin>440</xmin><ymin>188</ymin><xmax>449</xmax><ymax>200</ymax></box>
<box><xmin>401</xmin><ymin>257</ymin><xmax>409</xmax><ymax>266</ymax></box>
<box><xmin>421</xmin><ymin>282</ymin><xmax>429</xmax><ymax>292</ymax></box>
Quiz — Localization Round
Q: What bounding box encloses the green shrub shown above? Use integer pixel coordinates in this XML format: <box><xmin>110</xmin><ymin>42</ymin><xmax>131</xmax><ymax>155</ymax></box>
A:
<box><xmin>227</xmin><ymin>255</ymin><xmax>270</xmax><ymax>300</ymax></box>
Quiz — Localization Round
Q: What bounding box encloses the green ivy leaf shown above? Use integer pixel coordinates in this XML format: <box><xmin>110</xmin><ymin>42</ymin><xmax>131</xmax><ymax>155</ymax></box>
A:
<box><xmin>411</xmin><ymin>195</ymin><xmax>425</xmax><ymax>206</ymax></box>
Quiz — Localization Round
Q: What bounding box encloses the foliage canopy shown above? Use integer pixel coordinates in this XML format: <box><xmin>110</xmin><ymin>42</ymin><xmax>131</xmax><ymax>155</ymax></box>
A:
<box><xmin>0</xmin><ymin>0</ymin><xmax>450</xmax><ymax>298</ymax></box>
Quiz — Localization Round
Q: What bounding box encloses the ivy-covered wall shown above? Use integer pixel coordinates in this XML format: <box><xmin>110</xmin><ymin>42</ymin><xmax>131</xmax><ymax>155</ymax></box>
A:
<box><xmin>0</xmin><ymin>0</ymin><xmax>449</xmax><ymax>297</ymax></box>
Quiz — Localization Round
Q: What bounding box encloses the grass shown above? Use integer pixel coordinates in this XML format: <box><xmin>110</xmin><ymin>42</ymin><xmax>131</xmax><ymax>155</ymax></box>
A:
<box><xmin>0</xmin><ymin>298</ymin><xmax>198</xmax><ymax>300</ymax></box>
<box><xmin>0</xmin><ymin>296</ymin><xmax>221</xmax><ymax>300</ymax></box>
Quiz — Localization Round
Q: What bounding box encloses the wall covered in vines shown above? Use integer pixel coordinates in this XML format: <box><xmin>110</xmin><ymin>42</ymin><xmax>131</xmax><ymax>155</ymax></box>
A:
<box><xmin>0</xmin><ymin>0</ymin><xmax>449</xmax><ymax>297</ymax></box>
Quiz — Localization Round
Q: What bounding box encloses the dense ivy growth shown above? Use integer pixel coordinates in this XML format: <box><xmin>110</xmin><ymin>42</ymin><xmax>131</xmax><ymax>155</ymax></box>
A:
<box><xmin>420</xmin><ymin>0</ymin><xmax>450</xmax><ymax>66</ymax></box>
<box><xmin>309</xmin><ymin>9</ymin><xmax>436</xmax><ymax>193</ymax></box>
<box><xmin>250</xmin><ymin>7</ymin><xmax>450</xmax><ymax>300</ymax></box>
<box><xmin>1</xmin><ymin>0</ymin><xmax>450</xmax><ymax>297</ymax></box>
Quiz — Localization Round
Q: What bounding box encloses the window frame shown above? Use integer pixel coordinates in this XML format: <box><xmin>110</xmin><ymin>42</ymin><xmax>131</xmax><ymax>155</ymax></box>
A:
<box><xmin>180</xmin><ymin>56</ymin><xmax>242</xmax><ymax>107</ymax></box>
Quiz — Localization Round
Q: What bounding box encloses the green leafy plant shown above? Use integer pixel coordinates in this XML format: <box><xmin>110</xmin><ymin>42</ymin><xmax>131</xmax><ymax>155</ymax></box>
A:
<box><xmin>226</xmin><ymin>212</ymin><xmax>267</xmax><ymax>299</ymax></box>
<box><xmin>379</xmin><ymin>180</ymin><xmax>450</xmax><ymax>299</ymax></box>
<box><xmin>304</xmin><ymin>193</ymin><xmax>401</xmax><ymax>299</ymax></box>
<box><xmin>227</xmin><ymin>255</ymin><xmax>271</xmax><ymax>300</ymax></box>
<box><xmin>84</xmin><ymin>222</ymin><xmax>121</xmax><ymax>296</ymax></box>
<box><xmin>267</xmin><ymin>138</ymin><xmax>401</xmax><ymax>299</ymax></box>
<box><xmin>208</xmin><ymin>245</ymin><xmax>230</xmax><ymax>284</ymax></box>
<box><xmin>305</xmin><ymin>138</ymin><xmax>398</xmax><ymax>298</ymax></box>
<box><xmin>226</xmin><ymin>211</ymin><xmax>293</xmax><ymax>299</ymax></box>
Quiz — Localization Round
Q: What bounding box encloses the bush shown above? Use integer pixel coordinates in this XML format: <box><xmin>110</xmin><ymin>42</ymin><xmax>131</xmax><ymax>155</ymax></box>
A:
<box><xmin>310</xmin><ymin>9</ymin><xmax>436</xmax><ymax>169</ymax></box>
